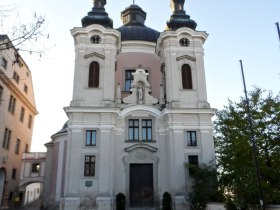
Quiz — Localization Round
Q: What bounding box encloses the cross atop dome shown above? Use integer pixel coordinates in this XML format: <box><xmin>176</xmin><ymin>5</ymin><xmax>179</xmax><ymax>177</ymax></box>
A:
<box><xmin>166</xmin><ymin>0</ymin><xmax>197</xmax><ymax>30</ymax></box>
<box><xmin>121</xmin><ymin>4</ymin><xmax>146</xmax><ymax>26</ymax></box>
<box><xmin>81</xmin><ymin>0</ymin><xmax>113</xmax><ymax>28</ymax></box>
<box><xmin>93</xmin><ymin>0</ymin><xmax>106</xmax><ymax>8</ymax></box>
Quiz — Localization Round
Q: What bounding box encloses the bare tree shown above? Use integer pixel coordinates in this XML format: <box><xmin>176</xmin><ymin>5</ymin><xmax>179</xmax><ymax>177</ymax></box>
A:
<box><xmin>0</xmin><ymin>4</ymin><xmax>49</xmax><ymax>55</ymax></box>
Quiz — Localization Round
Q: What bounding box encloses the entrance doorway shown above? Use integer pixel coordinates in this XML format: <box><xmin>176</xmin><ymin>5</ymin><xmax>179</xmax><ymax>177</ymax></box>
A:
<box><xmin>130</xmin><ymin>164</ymin><xmax>154</xmax><ymax>207</ymax></box>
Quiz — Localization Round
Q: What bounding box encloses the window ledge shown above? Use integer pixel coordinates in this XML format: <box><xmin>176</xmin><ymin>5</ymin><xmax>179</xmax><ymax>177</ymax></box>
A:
<box><xmin>125</xmin><ymin>140</ymin><xmax>156</xmax><ymax>143</ymax></box>
<box><xmin>180</xmin><ymin>88</ymin><xmax>196</xmax><ymax>91</ymax></box>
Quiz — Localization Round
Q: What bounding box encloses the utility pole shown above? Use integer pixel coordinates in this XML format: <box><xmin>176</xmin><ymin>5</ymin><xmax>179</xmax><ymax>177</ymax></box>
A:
<box><xmin>239</xmin><ymin>60</ymin><xmax>265</xmax><ymax>210</ymax></box>
<box><xmin>276</xmin><ymin>22</ymin><xmax>280</xmax><ymax>42</ymax></box>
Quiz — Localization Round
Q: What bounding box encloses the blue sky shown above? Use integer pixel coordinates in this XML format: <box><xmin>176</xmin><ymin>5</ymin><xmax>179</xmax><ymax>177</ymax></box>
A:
<box><xmin>2</xmin><ymin>0</ymin><xmax>279</xmax><ymax>151</ymax></box>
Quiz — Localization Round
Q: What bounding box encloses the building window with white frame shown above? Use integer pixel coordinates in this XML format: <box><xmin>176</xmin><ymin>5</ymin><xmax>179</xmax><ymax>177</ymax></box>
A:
<box><xmin>142</xmin><ymin>119</ymin><xmax>152</xmax><ymax>141</ymax></box>
<box><xmin>128</xmin><ymin>119</ymin><xmax>139</xmax><ymax>141</ymax></box>
<box><xmin>186</xmin><ymin>131</ymin><xmax>197</xmax><ymax>146</ymax></box>
<box><xmin>86</xmin><ymin>130</ymin><xmax>96</xmax><ymax>146</ymax></box>
<box><xmin>84</xmin><ymin>155</ymin><xmax>95</xmax><ymax>177</ymax></box>
<box><xmin>188</xmin><ymin>155</ymin><xmax>198</xmax><ymax>176</ymax></box>
<box><xmin>128</xmin><ymin>119</ymin><xmax>153</xmax><ymax>142</ymax></box>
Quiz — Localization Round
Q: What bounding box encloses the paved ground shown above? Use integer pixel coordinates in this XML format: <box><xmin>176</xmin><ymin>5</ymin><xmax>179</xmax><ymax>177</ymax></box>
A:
<box><xmin>4</xmin><ymin>198</ymin><xmax>41</xmax><ymax>210</ymax></box>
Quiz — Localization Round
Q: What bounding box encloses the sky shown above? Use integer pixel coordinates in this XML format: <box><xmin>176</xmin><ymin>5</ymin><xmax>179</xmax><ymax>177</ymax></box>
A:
<box><xmin>1</xmin><ymin>0</ymin><xmax>279</xmax><ymax>152</ymax></box>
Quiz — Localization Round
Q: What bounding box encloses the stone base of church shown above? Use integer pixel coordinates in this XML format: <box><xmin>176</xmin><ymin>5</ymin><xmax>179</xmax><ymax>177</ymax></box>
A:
<box><xmin>96</xmin><ymin>196</ymin><xmax>112</xmax><ymax>210</ymax></box>
<box><xmin>174</xmin><ymin>195</ymin><xmax>189</xmax><ymax>210</ymax></box>
<box><xmin>60</xmin><ymin>197</ymin><xmax>80</xmax><ymax>210</ymax></box>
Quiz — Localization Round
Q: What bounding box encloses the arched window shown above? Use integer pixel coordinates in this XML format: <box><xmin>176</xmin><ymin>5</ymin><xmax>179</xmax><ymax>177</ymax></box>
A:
<box><xmin>88</xmin><ymin>62</ymin><xmax>99</xmax><ymax>87</ymax></box>
<box><xmin>181</xmin><ymin>64</ymin><xmax>192</xmax><ymax>89</ymax></box>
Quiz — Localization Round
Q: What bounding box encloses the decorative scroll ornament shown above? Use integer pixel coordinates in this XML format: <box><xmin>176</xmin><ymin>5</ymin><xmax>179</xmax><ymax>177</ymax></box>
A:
<box><xmin>123</xmin><ymin>69</ymin><xmax>158</xmax><ymax>105</ymax></box>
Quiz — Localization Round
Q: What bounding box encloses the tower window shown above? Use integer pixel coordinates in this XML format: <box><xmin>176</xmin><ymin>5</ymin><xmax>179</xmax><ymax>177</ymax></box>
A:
<box><xmin>181</xmin><ymin>64</ymin><xmax>193</xmax><ymax>89</ymax></box>
<box><xmin>88</xmin><ymin>62</ymin><xmax>99</xmax><ymax>88</ymax></box>
<box><xmin>84</xmin><ymin>155</ymin><xmax>95</xmax><ymax>177</ymax></box>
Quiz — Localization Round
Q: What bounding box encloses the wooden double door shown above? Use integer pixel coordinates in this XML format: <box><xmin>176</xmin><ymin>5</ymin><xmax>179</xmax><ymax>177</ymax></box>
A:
<box><xmin>129</xmin><ymin>164</ymin><xmax>154</xmax><ymax>207</ymax></box>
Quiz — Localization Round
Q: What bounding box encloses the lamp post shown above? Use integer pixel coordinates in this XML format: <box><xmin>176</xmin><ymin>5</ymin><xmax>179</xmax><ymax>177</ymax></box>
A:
<box><xmin>239</xmin><ymin>60</ymin><xmax>265</xmax><ymax>210</ymax></box>
<box><xmin>276</xmin><ymin>22</ymin><xmax>280</xmax><ymax>42</ymax></box>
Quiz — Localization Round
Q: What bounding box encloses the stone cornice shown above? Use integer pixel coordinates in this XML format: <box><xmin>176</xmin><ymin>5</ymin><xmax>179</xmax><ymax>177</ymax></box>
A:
<box><xmin>0</xmin><ymin>69</ymin><xmax>38</xmax><ymax>115</ymax></box>
<box><xmin>64</xmin><ymin>105</ymin><xmax>216</xmax><ymax>118</ymax></box>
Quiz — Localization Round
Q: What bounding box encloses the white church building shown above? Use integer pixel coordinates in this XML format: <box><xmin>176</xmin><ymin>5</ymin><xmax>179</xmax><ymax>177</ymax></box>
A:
<box><xmin>42</xmin><ymin>0</ymin><xmax>216</xmax><ymax>209</ymax></box>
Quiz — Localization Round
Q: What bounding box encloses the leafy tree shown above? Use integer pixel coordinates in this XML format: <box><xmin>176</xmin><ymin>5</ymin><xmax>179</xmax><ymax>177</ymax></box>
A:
<box><xmin>188</xmin><ymin>163</ymin><xmax>221</xmax><ymax>210</ymax></box>
<box><xmin>214</xmin><ymin>87</ymin><xmax>280</xmax><ymax>209</ymax></box>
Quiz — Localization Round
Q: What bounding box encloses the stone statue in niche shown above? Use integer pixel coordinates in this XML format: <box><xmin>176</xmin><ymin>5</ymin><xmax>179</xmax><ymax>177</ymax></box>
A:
<box><xmin>123</xmin><ymin>68</ymin><xmax>158</xmax><ymax>105</ymax></box>
<box><xmin>137</xmin><ymin>83</ymin><xmax>144</xmax><ymax>103</ymax></box>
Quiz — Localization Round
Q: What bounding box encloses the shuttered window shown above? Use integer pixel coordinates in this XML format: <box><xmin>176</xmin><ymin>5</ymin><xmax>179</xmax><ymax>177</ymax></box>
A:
<box><xmin>181</xmin><ymin>64</ymin><xmax>192</xmax><ymax>89</ymax></box>
<box><xmin>88</xmin><ymin>62</ymin><xmax>99</xmax><ymax>88</ymax></box>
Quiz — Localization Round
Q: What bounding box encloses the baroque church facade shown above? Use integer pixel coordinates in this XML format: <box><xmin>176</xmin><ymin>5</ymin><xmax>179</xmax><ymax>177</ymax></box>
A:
<box><xmin>42</xmin><ymin>0</ymin><xmax>216</xmax><ymax>209</ymax></box>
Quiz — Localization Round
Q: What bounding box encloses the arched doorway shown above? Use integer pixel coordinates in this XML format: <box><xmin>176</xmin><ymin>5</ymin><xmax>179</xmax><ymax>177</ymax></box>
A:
<box><xmin>0</xmin><ymin>168</ymin><xmax>6</xmax><ymax>207</ymax></box>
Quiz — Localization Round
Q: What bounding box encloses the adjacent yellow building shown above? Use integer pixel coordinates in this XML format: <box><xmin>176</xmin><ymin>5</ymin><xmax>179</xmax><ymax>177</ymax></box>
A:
<box><xmin>0</xmin><ymin>35</ymin><xmax>38</xmax><ymax>207</ymax></box>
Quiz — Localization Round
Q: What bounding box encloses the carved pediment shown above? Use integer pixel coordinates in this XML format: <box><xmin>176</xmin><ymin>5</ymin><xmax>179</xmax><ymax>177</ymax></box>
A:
<box><xmin>124</xmin><ymin>143</ymin><xmax>158</xmax><ymax>162</ymax></box>
<box><xmin>84</xmin><ymin>52</ymin><xmax>105</xmax><ymax>59</ymax></box>
<box><xmin>125</xmin><ymin>143</ymin><xmax>158</xmax><ymax>153</ymax></box>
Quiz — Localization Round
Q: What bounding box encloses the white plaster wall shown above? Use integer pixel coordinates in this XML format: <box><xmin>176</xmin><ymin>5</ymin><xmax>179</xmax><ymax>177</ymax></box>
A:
<box><xmin>24</xmin><ymin>183</ymin><xmax>41</xmax><ymax>205</ymax></box>
<box><xmin>70</xmin><ymin>25</ymin><xmax>120</xmax><ymax>107</ymax></box>
<box><xmin>157</xmin><ymin>28</ymin><xmax>209</xmax><ymax>109</ymax></box>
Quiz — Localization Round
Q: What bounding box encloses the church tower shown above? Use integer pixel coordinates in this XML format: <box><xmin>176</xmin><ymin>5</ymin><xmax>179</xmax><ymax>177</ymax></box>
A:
<box><xmin>42</xmin><ymin>1</ymin><xmax>216</xmax><ymax>210</ymax></box>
